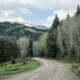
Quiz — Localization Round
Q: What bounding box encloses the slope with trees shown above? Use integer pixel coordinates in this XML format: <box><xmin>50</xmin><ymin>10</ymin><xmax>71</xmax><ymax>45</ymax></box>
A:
<box><xmin>39</xmin><ymin>33</ymin><xmax>48</xmax><ymax>57</ymax></box>
<box><xmin>0</xmin><ymin>38</ymin><xmax>18</xmax><ymax>64</ymax></box>
<box><xmin>46</xmin><ymin>14</ymin><xmax>60</xmax><ymax>58</ymax></box>
<box><xmin>39</xmin><ymin>5</ymin><xmax>80</xmax><ymax>61</ymax></box>
<box><xmin>0</xmin><ymin>22</ymin><xmax>48</xmax><ymax>41</ymax></box>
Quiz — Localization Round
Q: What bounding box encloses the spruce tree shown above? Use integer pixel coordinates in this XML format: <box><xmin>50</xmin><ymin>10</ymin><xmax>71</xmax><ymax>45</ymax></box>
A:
<box><xmin>75</xmin><ymin>5</ymin><xmax>80</xmax><ymax>16</ymax></box>
<box><xmin>51</xmin><ymin>14</ymin><xmax>60</xmax><ymax>30</ymax></box>
<box><xmin>28</xmin><ymin>38</ymin><xmax>33</xmax><ymax>57</ymax></box>
<box><xmin>60</xmin><ymin>20</ymin><xmax>63</xmax><ymax>26</ymax></box>
<box><xmin>67</xmin><ymin>13</ymin><xmax>70</xmax><ymax>19</ymax></box>
<box><xmin>46</xmin><ymin>14</ymin><xmax>60</xmax><ymax>58</ymax></box>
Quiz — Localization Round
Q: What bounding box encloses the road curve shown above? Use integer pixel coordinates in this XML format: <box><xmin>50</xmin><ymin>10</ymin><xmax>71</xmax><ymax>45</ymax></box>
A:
<box><xmin>0</xmin><ymin>58</ymin><xmax>80</xmax><ymax>80</ymax></box>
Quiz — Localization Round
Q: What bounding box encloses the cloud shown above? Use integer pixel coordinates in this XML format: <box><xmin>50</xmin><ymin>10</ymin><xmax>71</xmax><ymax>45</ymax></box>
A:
<box><xmin>0</xmin><ymin>0</ymin><xmax>34</xmax><ymax>9</ymax></box>
<box><xmin>0</xmin><ymin>0</ymin><xmax>79</xmax><ymax>10</ymax></box>
<box><xmin>0</xmin><ymin>9</ymin><xmax>15</xmax><ymax>18</ymax></box>
<box><xmin>0</xmin><ymin>17</ymin><xmax>32</xmax><ymax>26</ymax></box>
<box><xmin>42</xmin><ymin>16</ymin><xmax>54</xmax><ymax>27</ymax></box>
<box><xmin>0</xmin><ymin>0</ymin><xmax>32</xmax><ymax>25</ymax></box>
<box><xmin>0</xmin><ymin>0</ymin><xmax>79</xmax><ymax>26</ymax></box>
<box><xmin>54</xmin><ymin>9</ymin><xmax>75</xmax><ymax>20</ymax></box>
<box><xmin>28</xmin><ymin>0</ymin><xmax>80</xmax><ymax>10</ymax></box>
<box><xmin>0</xmin><ymin>8</ymin><xmax>31</xmax><ymax>19</ymax></box>
<box><xmin>42</xmin><ymin>9</ymin><xmax>75</xmax><ymax>27</ymax></box>
<box><xmin>0</xmin><ymin>0</ymin><xmax>32</xmax><ymax>17</ymax></box>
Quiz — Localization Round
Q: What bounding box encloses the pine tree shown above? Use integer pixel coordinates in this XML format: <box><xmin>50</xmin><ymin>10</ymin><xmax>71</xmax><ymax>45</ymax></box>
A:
<box><xmin>46</xmin><ymin>14</ymin><xmax>60</xmax><ymax>58</ymax></box>
<box><xmin>51</xmin><ymin>14</ymin><xmax>60</xmax><ymax>30</ymax></box>
<box><xmin>60</xmin><ymin>20</ymin><xmax>63</xmax><ymax>26</ymax></box>
<box><xmin>75</xmin><ymin>5</ymin><xmax>80</xmax><ymax>16</ymax></box>
<box><xmin>28</xmin><ymin>38</ymin><xmax>33</xmax><ymax>57</ymax></box>
<box><xmin>67</xmin><ymin>13</ymin><xmax>70</xmax><ymax>19</ymax></box>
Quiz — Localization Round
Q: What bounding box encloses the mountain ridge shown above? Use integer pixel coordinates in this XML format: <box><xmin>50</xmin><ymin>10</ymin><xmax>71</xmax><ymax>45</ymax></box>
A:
<box><xmin>0</xmin><ymin>21</ymin><xmax>48</xmax><ymax>41</ymax></box>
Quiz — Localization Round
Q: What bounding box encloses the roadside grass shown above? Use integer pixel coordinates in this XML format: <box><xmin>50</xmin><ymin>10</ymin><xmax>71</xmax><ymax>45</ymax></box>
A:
<box><xmin>57</xmin><ymin>59</ymin><xmax>77</xmax><ymax>64</ymax></box>
<box><xmin>71</xmin><ymin>64</ymin><xmax>80</xmax><ymax>76</ymax></box>
<box><xmin>55</xmin><ymin>58</ymin><xmax>80</xmax><ymax>76</ymax></box>
<box><xmin>54</xmin><ymin>57</ymin><xmax>75</xmax><ymax>64</ymax></box>
<box><xmin>0</xmin><ymin>59</ymin><xmax>40</xmax><ymax>75</ymax></box>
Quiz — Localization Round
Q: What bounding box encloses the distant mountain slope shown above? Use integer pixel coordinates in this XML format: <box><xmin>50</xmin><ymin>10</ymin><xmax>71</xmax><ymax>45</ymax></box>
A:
<box><xmin>33</xmin><ymin>25</ymin><xmax>49</xmax><ymax>30</ymax></box>
<box><xmin>0</xmin><ymin>22</ymin><xmax>48</xmax><ymax>41</ymax></box>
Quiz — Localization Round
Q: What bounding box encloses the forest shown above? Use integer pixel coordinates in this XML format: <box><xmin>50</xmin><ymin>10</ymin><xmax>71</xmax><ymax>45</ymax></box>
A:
<box><xmin>39</xmin><ymin>5</ymin><xmax>80</xmax><ymax>62</ymax></box>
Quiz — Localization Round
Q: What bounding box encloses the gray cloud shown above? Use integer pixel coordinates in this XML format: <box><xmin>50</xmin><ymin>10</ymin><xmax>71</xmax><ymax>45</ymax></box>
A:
<box><xmin>0</xmin><ymin>0</ymin><xmax>79</xmax><ymax>26</ymax></box>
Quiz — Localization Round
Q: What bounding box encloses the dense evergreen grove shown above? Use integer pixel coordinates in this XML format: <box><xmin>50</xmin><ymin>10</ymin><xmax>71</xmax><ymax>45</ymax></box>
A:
<box><xmin>46</xmin><ymin>14</ymin><xmax>60</xmax><ymax>58</ymax></box>
<box><xmin>0</xmin><ymin>38</ymin><xmax>18</xmax><ymax>63</ymax></box>
<box><xmin>75</xmin><ymin>5</ymin><xmax>80</xmax><ymax>16</ymax></box>
<box><xmin>28</xmin><ymin>38</ymin><xmax>33</xmax><ymax>57</ymax></box>
<box><xmin>0</xmin><ymin>37</ymin><xmax>34</xmax><ymax>64</ymax></box>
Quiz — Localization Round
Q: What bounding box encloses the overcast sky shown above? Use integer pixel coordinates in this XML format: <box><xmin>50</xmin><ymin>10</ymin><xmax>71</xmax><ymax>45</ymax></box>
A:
<box><xmin>0</xmin><ymin>0</ymin><xmax>80</xmax><ymax>27</ymax></box>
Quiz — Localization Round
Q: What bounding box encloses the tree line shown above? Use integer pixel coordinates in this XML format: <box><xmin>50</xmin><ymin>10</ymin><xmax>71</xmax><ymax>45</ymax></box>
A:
<box><xmin>39</xmin><ymin>5</ymin><xmax>80</xmax><ymax>62</ymax></box>
<box><xmin>0</xmin><ymin>37</ymin><xmax>33</xmax><ymax>64</ymax></box>
<box><xmin>0</xmin><ymin>38</ymin><xmax>18</xmax><ymax>64</ymax></box>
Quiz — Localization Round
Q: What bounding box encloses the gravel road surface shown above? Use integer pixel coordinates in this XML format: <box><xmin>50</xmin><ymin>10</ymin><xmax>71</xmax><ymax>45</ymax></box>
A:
<box><xmin>0</xmin><ymin>58</ymin><xmax>80</xmax><ymax>80</ymax></box>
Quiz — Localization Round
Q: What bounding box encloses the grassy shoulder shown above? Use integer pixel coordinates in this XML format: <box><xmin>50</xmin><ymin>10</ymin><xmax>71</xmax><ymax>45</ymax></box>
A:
<box><xmin>57</xmin><ymin>59</ymin><xmax>77</xmax><ymax>64</ymax></box>
<box><xmin>56</xmin><ymin>58</ymin><xmax>80</xmax><ymax>76</ymax></box>
<box><xmin>0</xmin><ymin>59</ymin><xmax>40</xmax><ymax>75</ymax></box>
<box><xmin>71</xmin><ymin>64</ymin><xmax>80</xmax><ymax>76</ymax></box>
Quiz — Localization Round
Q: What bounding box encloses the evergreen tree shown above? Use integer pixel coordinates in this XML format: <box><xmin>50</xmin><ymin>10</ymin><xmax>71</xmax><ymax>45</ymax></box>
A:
<box><xmin>46</xmin><ymin>14</ymin><xmax>60</xmax><ymax>58</ymax></box>
<box><xmin>0</xmin><ymin>38</ymin><xmax>18</xmax><ymax>63</ymax></box>
<box><xmin>75</xmin><ymin>5</ymin><xmax>80</xmax><ymax>16</ymax></box>
<box><xmin>60</xmin><ymin>20</ymin><xmax>63</xmax><ymax>26</ymax></box>
<box><xmin>51</xmin><ymin>14</ymin><xmax>60</xmax><ymax>30</ymax></box>
<box><xmin>28</xmin><ymin>38</ymin><xmax>33</xmax><ymax>57</ymax></box>
<box><xmin>67</xmin><ymin>13</ymin><xmax>70</xmax><ymax>19</ymax></box>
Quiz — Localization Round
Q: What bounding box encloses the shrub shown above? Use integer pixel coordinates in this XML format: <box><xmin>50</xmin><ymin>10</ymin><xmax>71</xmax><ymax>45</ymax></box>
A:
<box><xmin>11</xmin><ymin>59</ymin><xmax>16</xmax><ymax>64</ymax></box>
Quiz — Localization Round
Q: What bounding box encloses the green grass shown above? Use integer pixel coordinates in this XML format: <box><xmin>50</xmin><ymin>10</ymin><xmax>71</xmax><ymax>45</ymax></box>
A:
<box><xmin>55</xmin><ymin>57</ymin><xmax>79</xmax><ymax>64</ymax></box>
<box><xmin>72</xmin><ymin>64</ymin><xmax>80</xmax><ymax>76</ymax></box>
<box><xmin>57</xmin><ymin>59</ymin><xmax>77</xmax><ymax>64</ymax></box>
<box><xmin>0</xmin><ymin>59</ymin><xmax>40</xmax><ymax>75</ymax></box>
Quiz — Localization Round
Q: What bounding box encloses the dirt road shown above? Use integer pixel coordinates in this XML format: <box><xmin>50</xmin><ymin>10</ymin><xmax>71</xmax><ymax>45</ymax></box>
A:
<box><xmin>0</xmin><ymin>58</ymin><xmax>80</xmax><ymax>80</ymax></box>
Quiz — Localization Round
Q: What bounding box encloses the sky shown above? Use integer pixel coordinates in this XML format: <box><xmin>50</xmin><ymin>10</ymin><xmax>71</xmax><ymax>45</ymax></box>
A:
<box><xmin>0</xmin><ymin>0</ymin><xmax>80</xmax><ymax>27</ymax></box>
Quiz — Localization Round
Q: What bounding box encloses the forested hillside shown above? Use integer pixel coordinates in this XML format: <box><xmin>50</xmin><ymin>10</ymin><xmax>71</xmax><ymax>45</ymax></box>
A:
<box><xmin>0</xmin><ymin>22</ymin><xmax>48</xmax><ymax>41</ymax></box>
<box><xmin>39</xmin><ymin>5</ymin><xmax>80</xmax><ymax>62</ymax></box>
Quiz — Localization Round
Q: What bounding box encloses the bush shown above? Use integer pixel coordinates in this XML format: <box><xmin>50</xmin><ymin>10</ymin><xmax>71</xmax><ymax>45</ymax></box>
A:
<box><xmin>1</xmin><ymin>64</ymin><xmax>3</xmax><ymax>67</ymax></box>
<box><xmin>11</xmin><ymin>59</ymin><xmax>16</xmax><ymax>64</ymax></box>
